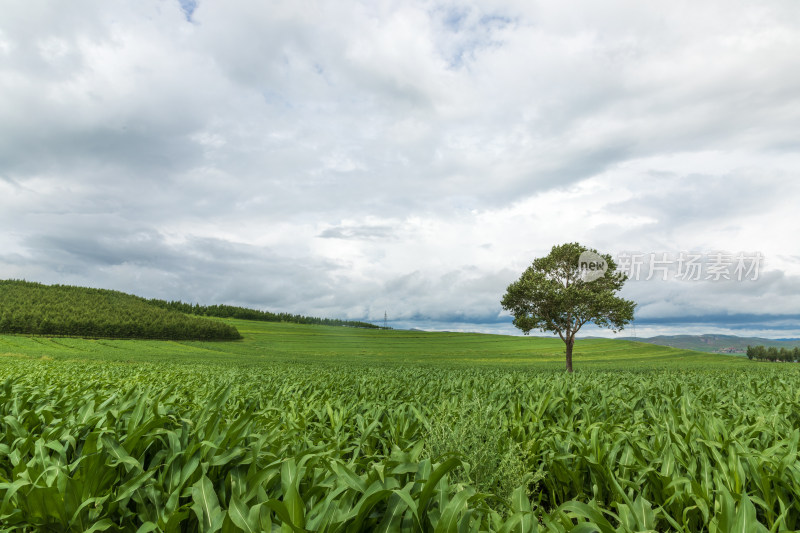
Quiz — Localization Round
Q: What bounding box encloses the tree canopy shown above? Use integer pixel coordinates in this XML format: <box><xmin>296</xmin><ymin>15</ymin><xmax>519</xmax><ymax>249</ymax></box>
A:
<box><xmin>501</xmin><ymin>243</ymin><xmax>635</xmax><ymax>372</ymax></box>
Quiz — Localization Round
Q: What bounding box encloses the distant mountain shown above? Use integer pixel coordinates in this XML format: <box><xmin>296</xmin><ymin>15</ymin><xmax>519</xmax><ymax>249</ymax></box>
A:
<box><xmin>608</xmin><ymin>334</ymin><xmax>800</xmax><ymax>354</ymax></box>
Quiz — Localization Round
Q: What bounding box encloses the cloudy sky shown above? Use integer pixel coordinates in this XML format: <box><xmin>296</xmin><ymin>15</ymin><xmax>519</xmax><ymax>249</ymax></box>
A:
<box><xmin>2</xmin><ymin>0</ymin><xmax>799</xmax><ymax>338</ymax></box>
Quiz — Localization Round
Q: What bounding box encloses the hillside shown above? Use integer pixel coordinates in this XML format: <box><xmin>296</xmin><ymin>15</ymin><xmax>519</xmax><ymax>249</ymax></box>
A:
<box><xmin>616</xmin><ymin>333</ymin><xmax>800</xmax><ymax>354</ymax></box>
<box><xmin>0</xmin><ymin>317</ymin><xmax>739</xmax><ymax>368</ymax></box>
<box><xmin>0</xmin><ymin>280</ymin><xmax>241</xmax><ymax>340</ymax></box>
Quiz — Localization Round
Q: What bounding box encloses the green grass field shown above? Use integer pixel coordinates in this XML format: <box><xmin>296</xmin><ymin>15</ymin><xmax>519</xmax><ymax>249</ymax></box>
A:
<box><xmin>2</xmin><ymin>320</ymin><xmax>796</xmax><ymax>532</ymax></box>
<box><xmin>0</xmin><ymin>318</ymin><xmax>743</xmax><ymax>368</ymax></box>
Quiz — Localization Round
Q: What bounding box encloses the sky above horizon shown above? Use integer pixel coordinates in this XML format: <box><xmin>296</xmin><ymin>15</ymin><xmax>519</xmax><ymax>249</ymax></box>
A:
<box><xmin>1</xmin><ymin>1</ymin><xmax>799</xmax><ymax>338</ymax></box>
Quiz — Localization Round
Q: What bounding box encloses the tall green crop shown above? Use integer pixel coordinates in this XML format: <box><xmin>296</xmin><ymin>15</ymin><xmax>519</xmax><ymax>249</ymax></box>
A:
<box><xmin>1</xmin><ymin>356</ymin><xmax>799</xmax><ymax>531</ymax></box>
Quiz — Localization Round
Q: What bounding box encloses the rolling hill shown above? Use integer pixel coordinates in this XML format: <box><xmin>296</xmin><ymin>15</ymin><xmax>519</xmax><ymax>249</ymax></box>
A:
<box><xmin>0</xmin><ymin>279</ymin><xmax>746</xmax><ymax>368</ymax></box>
<box><xmin>0</xmin><ymin>279</ymin><xmax>241</xmax><ymax>340</ymax></box>
<box><xmin>0</xmin><ymin>317</ymin><xmax>741</xmax><ymax>369</ymax></box>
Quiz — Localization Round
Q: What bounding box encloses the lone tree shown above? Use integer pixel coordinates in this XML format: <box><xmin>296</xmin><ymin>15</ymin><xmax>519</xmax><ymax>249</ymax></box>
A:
<box><xmin>501</xmin><ymin>243</ymin><xmax>635</xmax><ymax>372</ymax></box>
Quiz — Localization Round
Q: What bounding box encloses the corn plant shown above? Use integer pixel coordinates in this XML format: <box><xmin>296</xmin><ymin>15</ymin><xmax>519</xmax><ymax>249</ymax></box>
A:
<box><xmin>1</xmin><ymin>357</ymin><xmax>799</xmax><ymax>531</ymax></box>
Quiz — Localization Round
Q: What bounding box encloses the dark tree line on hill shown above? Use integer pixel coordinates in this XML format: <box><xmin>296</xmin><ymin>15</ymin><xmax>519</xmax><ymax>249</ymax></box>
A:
<box><xmin>746</xmin><ymin>345</ymin><xmax>800</xmax><ymax>362</ymax></box>
<box><xmin>0</xmin><ymin>280</ymin><xmax>241</xmax><ymax>341</ymax></box>
<box><xmin>145</xmin><ymin>299</ymin><xmax>383</xmax><ymax>329</ymax></box>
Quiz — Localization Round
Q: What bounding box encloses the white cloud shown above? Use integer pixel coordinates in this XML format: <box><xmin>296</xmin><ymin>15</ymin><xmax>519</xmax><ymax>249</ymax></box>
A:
<box><xmin>1</xmin><ymin>0</ymin><xmax>799</xmax><ymax>337</ymax></box>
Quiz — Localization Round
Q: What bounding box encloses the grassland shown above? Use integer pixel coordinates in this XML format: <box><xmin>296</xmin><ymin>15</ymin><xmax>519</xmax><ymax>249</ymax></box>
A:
<box><xmin>1</xmin><ymin>320</ymin><xmax>796</xmax><ymax>532</ymax></box>
<box><xmin>0</xmin><ymin>318</ymin><xmax>742</xmax><ymax>368</ymax></box>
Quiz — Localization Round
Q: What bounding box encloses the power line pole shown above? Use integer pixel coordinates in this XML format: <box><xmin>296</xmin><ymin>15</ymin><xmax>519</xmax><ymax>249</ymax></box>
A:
<box><xmin>384</xmin><ymin>311</ymin><xmax>388</xmax><ymax>329</ymax></box>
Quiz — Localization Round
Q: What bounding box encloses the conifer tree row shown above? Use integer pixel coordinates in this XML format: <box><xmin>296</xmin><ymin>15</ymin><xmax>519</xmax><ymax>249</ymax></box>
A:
<box><xmin>0</xmin><ymin>280</ymin><xmax>241</xmax><ymax>340</ymax></box>
<box><xmin>145</xmin><ymin>299</ymin><xmax>383</xmax><ymax>329</ymax></box>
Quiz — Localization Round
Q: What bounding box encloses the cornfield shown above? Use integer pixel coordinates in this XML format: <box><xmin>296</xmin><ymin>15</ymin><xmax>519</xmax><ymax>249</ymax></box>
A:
<box><xmin>1</xmin><ymin>357</ymin><xmax>799</xmax><ymax>531</ymax></box>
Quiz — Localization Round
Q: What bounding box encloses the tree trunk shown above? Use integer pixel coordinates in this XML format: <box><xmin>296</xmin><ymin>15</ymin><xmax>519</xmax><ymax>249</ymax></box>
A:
<box><xmin>565</xmin><ymin>338</ymin><xmax>574</xmax><ymax>373</ymax></box>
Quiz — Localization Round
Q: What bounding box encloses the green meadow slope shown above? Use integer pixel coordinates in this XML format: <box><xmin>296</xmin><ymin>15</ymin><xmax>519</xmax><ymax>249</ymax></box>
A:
<box><xmin>1</xmin><ymin>317</ymin><xmax>740</xmax><ymax>368</ymax></box>
<box><xmin>0</xmin><ymin>278</ymin><xmax>746</xmax><ymax>368</ymax></box>
<box><xmin>0</xmin><ymin>280</ymin><xmax>241</xmax><ymax>340</ymax></box>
